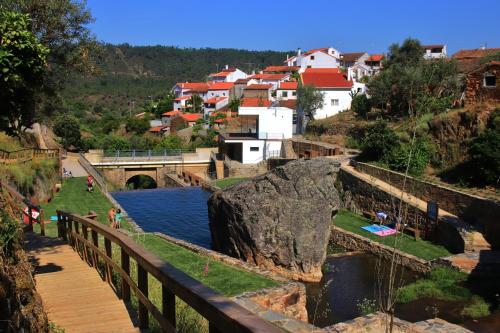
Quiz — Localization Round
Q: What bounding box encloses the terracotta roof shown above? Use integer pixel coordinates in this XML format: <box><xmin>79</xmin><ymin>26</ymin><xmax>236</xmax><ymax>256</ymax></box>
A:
<box><xmin>174</xmin><ymin>96</ymin><xmax>191</xmax><ymax>101</ymax></box>
<box><xmin>249</xmin><ymin>73</ymin><xmax>289</xmax><ymax>80</ymax></box>
<box><xmin>204</xmin><ymin>96</ymin><xmax>228</xmax><ymax>104</ymax></box>
<box><xmin>278</xmin><ymin>100</ymin><xmax>296</xmax><ymax>110</ymax></box>
<box><xmin>467</xmin><ymin>60</ymin><xmax>500</xmax><ymax>74</ymax></box>
<box><xmin>366</xmin><ymin>54</ymin><xmax>384</xmax><ymax>62</ymax></box>
<box><xmin>341</xmin><ymin>52</ymin><xmax>366</xmax><ymax>62</ymax></box>
<box><xmin>278</xmin><ymin>81</ymin><xmax>298</xmax><ymax>90</ymax></box>
<box><xmin>244</xmin><ymin>84</ymin><xmax>273</xmax><ymax>90</ymax></box>
<box><xmin>176</xmin><ymin>82</ymin><xmax>212</xmax><ymax>91</ymax></box>
<box><xmin>452</xmin><ymin>48</ymin><xmax>500</xmax><ymax>60</ymax></box>
<box><xmin>300</xmin><ymin>69</ymin><xmax>353</xmax><ymax>88</ymax></box>
<box><xmin>149</xmin><ymin>126</ymin><xmax>164</xmax><ymax>133</ymax></box>
<box><xmin>234</xmin><ymin>78</ymin><xmax>251</xmax><ymax>84</ymax></box>
<box><xmin>240</xmin><ymin>98</ymin><xmax>272</xmax><ymax>107</ymax></box>
<box><xmin>207</xmin><ymin>82</ymin><xmax>234</xmax><ymax>90</ymax></box>
<box><xmin>303</xmin><ymin>47</ymin><xmax>330</xmax><ymax>56</ymax></box>
<box><xmin>181</xmin><ymin>113</ymin><xmax>202</xmax><ymax>122</ymax></box>
<box><xmin>263</xmin><ymin>65</ymin><xmax>300</xmax><ymax>73</ymax></box>
<box><xmin>301</xmin><ymin>68</ymin><xmax>340</xmax><ymax>74</ymax></box>
<box><xmin>162</xmin><ymin>110</ymin><xmax>182</xmax><ymax>117</ymax></box>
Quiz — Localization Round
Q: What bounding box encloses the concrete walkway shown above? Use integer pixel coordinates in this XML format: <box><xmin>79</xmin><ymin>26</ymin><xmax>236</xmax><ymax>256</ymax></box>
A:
<box><xmin>62</xmin><ymin>153</ymin><xmax>88</xmax><ymax>177</ymax></box>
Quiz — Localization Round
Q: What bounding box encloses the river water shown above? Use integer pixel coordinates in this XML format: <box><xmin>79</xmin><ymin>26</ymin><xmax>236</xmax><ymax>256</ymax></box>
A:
<box><xmin>111</xmin><ymin>187</ymin><xmax>212</xmax><ymax>248</ymax></box>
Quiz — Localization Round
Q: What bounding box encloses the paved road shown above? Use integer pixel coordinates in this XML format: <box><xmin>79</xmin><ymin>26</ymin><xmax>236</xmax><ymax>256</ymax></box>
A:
<box><xmin>62</xmin><ymin>153</ymin><xmax>88</xmax><ymax>177</ymax></box>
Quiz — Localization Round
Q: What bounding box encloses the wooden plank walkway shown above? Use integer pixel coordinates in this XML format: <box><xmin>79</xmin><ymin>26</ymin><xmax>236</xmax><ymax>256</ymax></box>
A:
<box><xmin>25</xmin><ymin>233</ymin><xmax>139</xmax><ymax>333</ymax></box>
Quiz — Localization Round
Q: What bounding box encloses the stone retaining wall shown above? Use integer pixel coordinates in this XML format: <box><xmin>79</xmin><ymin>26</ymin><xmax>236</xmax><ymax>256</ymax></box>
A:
<box><xmin>330</xmin><ymin>225</ymin><xmax>431</xmax><ymax>273</ymax></box>
<box><xmin>351</xmin><ymin>161</ymin><xmax>500</xmax><ymax>249</ymax></box>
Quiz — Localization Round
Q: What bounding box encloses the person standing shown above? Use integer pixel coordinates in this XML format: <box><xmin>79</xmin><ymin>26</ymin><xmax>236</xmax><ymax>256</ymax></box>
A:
<box><xmin>114</xmin><ymin>209</ymin><xmax>122</xmax><ymax>229</ymax></box>
<box><xmin>107</xmin><ymin>208</ymin><xmax>116</xmax><ymax>227</ymax></box>
<box><xmin>87</xmin><ymin>175</ymin><xmax>94</xmax><ymax>192</ymax></box>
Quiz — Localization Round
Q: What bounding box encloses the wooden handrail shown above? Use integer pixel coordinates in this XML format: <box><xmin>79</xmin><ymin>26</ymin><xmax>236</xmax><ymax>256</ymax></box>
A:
<box><xmin>56</xmin><ymin>210</ymin><xmax>282</xmax><ymax>333</ymax></box>
<box><xmin>0</xmin><ymin>148</ymin><xmax>59</xmax><ymax>164</ymax></box>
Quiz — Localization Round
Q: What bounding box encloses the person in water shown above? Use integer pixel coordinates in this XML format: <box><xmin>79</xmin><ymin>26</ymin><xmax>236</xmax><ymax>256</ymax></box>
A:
<box><xmin>114</xmin><ymin>209</ymin><xmax>122</xmax><ymax>229</ymax></box>
<box><xmin>107</xmin><ymin>208</ymin><xmax>116</xmax><ymax>227</ymax></box>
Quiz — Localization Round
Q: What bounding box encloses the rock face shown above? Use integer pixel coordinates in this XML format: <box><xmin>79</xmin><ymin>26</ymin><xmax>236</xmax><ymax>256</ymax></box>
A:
<box><xmin>208</xmin><ymin>158</ymin><xmax>341</xmax><ymax>282</ymax></box>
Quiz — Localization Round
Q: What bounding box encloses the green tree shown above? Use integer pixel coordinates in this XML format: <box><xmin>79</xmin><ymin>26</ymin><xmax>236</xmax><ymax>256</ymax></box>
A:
<box><xmin>53</xmin><ymin>114</ymin><xmax>81</xmax><ymax>150</ymax></box>
<box><xmin>187</xmin><ymin>94</ymin><xmax>203</xmax><ymax>113</ymax></box>
<box><xmin>228</xmin><ymin>98</ymin><xmax>241</xmax><ymax>113</ymax></box>
<box><xmin>155</xmin><ymin>135</ymin><xmax>183</xmax><ymax>150</ymax></box>
<box><xmin>0</xmin><ymin>11</ymin><xmax>49</xmax><ymax>136</ymax></box>
<box><xmin>467</xmin><ymin>127</ymin><xmax>500</xmax><ymax>186</ymax></box>
<box><xmin>384</xmin><ymin>38</ymin><xmax>424</xmax><ymax>68</ymax></box>
<box><xmin>125</xmin><ymin>117</ymin><xmax>150</xmax><ymax>134</ymax></box>
<box><xmin>387</xmin><ymin>138</ymin><xmax>435</xmax><ymax>176</ymax></box>
<box><xmin>351</xmin><ymin>93</ymin><xmax>372</xmax><ymax>119</ymax></box>
<box><xmin>297</xmin><ymin>84</ymin><xmax>324</xmax><ymax>131</ymax></box>
<box><xmin>156</xmin><ymin>92</ymin><xmax>174</xmax><ymax>115</ymax></box>
<box><xmin>360</xmin><ymin>121</ymin><xmax>400</xmax><ymax>162</ymax></box>
<box><xmin>100</xmin><ymin>134</ymin><xmax>130</xmax><ymax>150</ymax></box>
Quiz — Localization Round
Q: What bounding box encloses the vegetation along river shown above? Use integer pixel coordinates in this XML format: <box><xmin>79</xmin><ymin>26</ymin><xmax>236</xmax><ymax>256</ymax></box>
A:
<box><xmin>111</xmin><ymin>187</ymin><xmax>212</xmax><ymax>248</ymax></box>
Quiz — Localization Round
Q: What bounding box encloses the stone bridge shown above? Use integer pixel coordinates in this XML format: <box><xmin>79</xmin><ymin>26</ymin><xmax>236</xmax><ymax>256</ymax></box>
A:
<box><xmin>84</xmin><ymin>149</ymin><xmax>215</xmax><ymax>188</ymax></box>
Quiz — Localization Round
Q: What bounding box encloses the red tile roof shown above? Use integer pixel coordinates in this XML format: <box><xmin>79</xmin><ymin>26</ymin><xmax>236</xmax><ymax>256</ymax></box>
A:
<box><xmin>174</xmin><ymin>96</ymin><xmax>191</xmax><ymax>101</ymax></box>
<box><xmin>176</xmin><ymin>82</ymin><xmax>212</xmax><ymax>92</ymax></box>
<box><xmin>300</xmin><ymin>69</ymin><xmax>353</xmax><ymax>88</ymax></box>
<box><xmin>181</xmin><ymin>113</ymin><xmax>202</xmax><ymax>122</ymax></box>
<box><xmin>204</xmin><ymin>96</ymin><xmax>228</xmax><ymax>104</ymax></box>
<box><xmin>366</xmin><ymin>54</ymin><xmax>384</xmax><ymax>62</ymax></box>
<box><xmin>341</xmin><ymin>52</ymin><xmax>367</xmax><ymax>62</ymax></box>
<box><xmin>423</xmin><ymin>44</ymin><xmax>445</xmax><ymax>50</ymax></box>
<box><xmin>278</xmin><ymin>81</ymin><xmax>298</xmax><ymax>90</ymax></box>
<box><xmin>240</xmin><ymin>98</ymin><xmax>272</xmax><ymax>107</ymax></box>
<box><xmin>263</xmin><ymin>66</ymin><xmax>300</xmax><ymax>73</ymax></box>
<box><xmin>278</xmin><ymin>100</ymin><xmax>297</xmax><ymax>110</ymax></box>
<box><xmin>234</xmin><ymin>78</ymin><xmax>251</xmax><ymax>84</ymax></box>
<box><xmin>207</xmin><ymin>82</ymin><xmax>234</xmax><ymax>90</ymax></box>
<box><xmin>250</xmin><ymin>73</ymin><xmax>289</xmax><ymax>80</ymax></box>
<box><xmin>162</xmin><ymin>110</ymin><xmax>182</xmax><ymax>117</ymax></box>
<box><xmin>452</xmin><ymin>48</ymin><xmax>500</xmax><ymax>60</ymax></box>
<box><xmin>244</xmin><ymin>84</ymin><xmax>273</xmax><ymax>90</ymax></box>
<box><xmin>300</xmin><ymin>68</ymin><xmax>340</xmax><ymax>74</ymax></box>
<box><xmin>149</xmin><ymin>126</ymin><xmax>165</xmax><ymax>133</ymax></box>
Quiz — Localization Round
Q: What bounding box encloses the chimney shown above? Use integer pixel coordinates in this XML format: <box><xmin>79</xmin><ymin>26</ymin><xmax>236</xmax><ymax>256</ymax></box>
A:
<box><xmin>347</xmin><ymin>67</ymin><xmax>352</xmax><ymax>81</ymax></box>
<box><xmin>297</xmin><ymin>48</ymin><xmax>302</xmax><ymax>57</ymax></box>
<box><xmin>225</xmin><ymin>64</ymin><xmax>229</xmax><ymax>70</ymax></box>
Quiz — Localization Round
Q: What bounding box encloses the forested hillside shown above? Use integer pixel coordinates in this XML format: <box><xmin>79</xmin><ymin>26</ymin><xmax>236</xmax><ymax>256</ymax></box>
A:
<box><xmin>62</xmin><ymin>44</ymin><xmax>289</xmax><ymax>115</ymax></box>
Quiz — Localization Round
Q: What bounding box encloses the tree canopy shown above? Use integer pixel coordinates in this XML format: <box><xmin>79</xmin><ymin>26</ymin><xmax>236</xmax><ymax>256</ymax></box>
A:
<box><xmin>297</xmin><ymin>84</ymin><xmax>324</xmax><ymax>120</ymax></box>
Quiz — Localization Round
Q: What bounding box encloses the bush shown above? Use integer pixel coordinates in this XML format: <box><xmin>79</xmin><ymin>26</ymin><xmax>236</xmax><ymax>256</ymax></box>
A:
<box><xmin>351</xmin><ymin>94</ymin><xmax>371</xmax><ymax>119</ymax></box>
<box><xmin>467</xmin><ymin>128</ymin><xmax>500</xmax><ymax>186</ymax></box>
<box><xmin>53</xmin><ymin>114</ymin><xmax>81</xmax><ymax>150</ymax></box>
<box><xmin>387</xmin><ymin>137</ymin><xmax>435</xmax><ymax>176</ymax></box>
<box><xmin>155</xmin><ymin>135</ymin><xmax>183</xmax><ymax>150</ymax></box>
<box><xmin>356</xmin><ymin>298</ymin><xmax>378</xmax><ymax>315</ymax></box>
<box><xmin>462</xmin><ymin>295</ymin><xmax>490</xmax><ymax>319</ymax></box>
<box><xmin>125</xmin><ymin>117</ymin><xmax>150</xmax><ymax>135</ymax></box>
<box><xmin>360</xmin><ymin>121</ymin><xmax>399</xmax><ymax>161</ymax></box>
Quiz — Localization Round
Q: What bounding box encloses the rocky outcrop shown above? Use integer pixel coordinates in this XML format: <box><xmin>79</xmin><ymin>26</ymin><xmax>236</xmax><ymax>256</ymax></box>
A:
<box><xmin>208</xmin><ymin>158</ymin><xmax>341</xmax><ymax>282</ymax></box>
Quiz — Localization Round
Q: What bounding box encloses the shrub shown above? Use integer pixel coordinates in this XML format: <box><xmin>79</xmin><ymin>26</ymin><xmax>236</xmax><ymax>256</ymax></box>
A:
<box><xmin>360</xmin><ymin>120</ymin><xmax>399</xmax><ymax>161</ymax></box>
<box><xmin>387</xmin><ymin>137</ymin><xmax>435</xmax><ymax>176</ymax></box>
<box><xmin>467</xmin><ymin>128</ymin><xmax>500</xmax><ymax>186</ymax></box>
<box><xmin>462</xmin><ymin>295</ymin><xmax>490</xmax><ymax>319</ymax></box>
<box><xmin>53</xmin><ymin>114</ymin><xmax>81</xmax><ymax>150</ymax></box>
<box><xmin>155</xmin><ymin>135</ymin><xmax>183</xmax><ymax>150</ymax></box>
<box><xmin>125</xmin><ymin>117</ymin><xmax>150</xmax><ymax>135</ymax></box>
<box><xmin>351</xmin><ymin>94</ymin><xmax>372</xmax><ymax>119</ymax></box>
<box><xmin>356</xmin><ymin>298</ymin><xmax>378</xmax><ymax>315</ymax></box>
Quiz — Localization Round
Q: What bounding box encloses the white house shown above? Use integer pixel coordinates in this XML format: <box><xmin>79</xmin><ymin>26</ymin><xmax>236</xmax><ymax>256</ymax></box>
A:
<box><xmin>173</xmin><ymin>95</ymin><xmax>191</xmax><ymax>110</ymax></box>
<box><xmin>220</xmin><ymin>100</ymin><xmax>293</xmax><ymax>164</ymax></box>
<box><xmin>285</xmin><ymin>47</ymin><xmax>341</xmax><ymax>70</ymax></box>
<box><xmin>207</xmin><ymin>82</ymin><xmax>234</xmax><ymax>99</ymax></box>
<box><xmin>248</xmin><ymin>73</ymin><xmax>289</xmax><ymax>89</ymax></box>
<box><xmin>423</xmin><ymin>44</ymin><xmax>447</xmax><ymax>59</ymax></box>
<box><xmin>276</xmin><ymin>81</ymin><xmax>298</xmax><ymax>100</ymax></box>
<box><xmin>209</xmin><ymin>65</ymin><xmax>248</xmax><ymax>82</ymax></box>
<box><xmin>300</xmin><ymin>68</ymin><xmax>355</xmax><ymax>119</ymax></box>
<box><xmin>203</xmin><ymin>96</ymin><xmax>229</xmax><ymax>118</ymax></box>
<box><xmin>172</xmin><ymin>82</ymin><xmax>212</xmax><ymax>100</ymax></box>
<box><xmin>365</xmin><ymin>54</ymin><xmax>384</xmax><ymax>75</ymax></box>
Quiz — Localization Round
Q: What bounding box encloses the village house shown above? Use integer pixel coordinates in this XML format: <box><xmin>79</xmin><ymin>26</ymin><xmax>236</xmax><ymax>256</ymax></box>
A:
<box><xmin>300</xmin><ymin>68</ymin><xmax>355</xmax><ymax>119</ymax></box>
<box><xmin>161</xmin><ymin>110</ymin><xmax>182</xmax><ymax>125</ymax></box>
<box><xmin>262</xmin><ymin>65</ymin><xmax>300</xmax><ymax>74</ymax></box>
<box><xmin>340</xmin><ymin>52</ymin><xmax>369</xmax><ymax>67</ymax></box>
<box><xmin>248</xmin><ymin>73</ymin><xmax>290</xmax><ymax>89</ymax></box>
<box><xmin>276</xmin><ymin>81</ymin><xmax>298</xmax><ymax>100</ymax></box>
<box><xmin>172</xmin><ymin>82</ymin><xmax>212</xmax><ymax>100</ymax></box>
<box><xmin>423</xmin><ymin>44</ymin><xmax>447</xmax><ymax>59</ymax></box>
<box><xmin>203</xmin><ymin>96</ymin><xmax>229</xmax><ymax>118</ymax></box>
<box><xmin>173</xmin><ymin>95</ymin><xmax>191</xmax><ymax>110</ymax></box>
<box><xmin>207</xmin><ymin>82</ymin><xmax>235</xmax><ymax>99</ymax></box>
<box><xmin>218</xmin><ymin>99</ymin><xmax>293</xmax><ymax>164</ymax></box>
<box><xmin>365</xmin><ymin>54</ymin><xmax>384</xmax><ymax>75</ymax></box>
<box><xmin>284</xmin><ymin>47</ymin><xmax>341</xmax><ymax>70</ymax></box>
<box><xmin>243</xmin><ymin>84</ymin><xmax>273</xmax><ymax>100</ymax></box>
<box><xmin>452</xmin><ymin>47</ymin><xmax>500</xmax><ymax>73</ymax></box>
<box><xmin>233</xmin><ymin>78</ymin><xmax>251</xmax><ymax>98</ymax></box>
<box><xmin>464</xmin><ymin>61</ymin><xmax>500</xmax><ymax>104</ymax></box>
<box><xmin>208</xmin><ymin>65</ymin><xmax>248</xmax><ymax>82</ymax></box>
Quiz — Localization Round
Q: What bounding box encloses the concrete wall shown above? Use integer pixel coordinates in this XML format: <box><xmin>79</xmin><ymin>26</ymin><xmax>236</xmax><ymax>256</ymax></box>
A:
<box><xmin>315</xmin><ymin>89</ymin><xmax>352</xmax><ymax>119</ymax></box>
<box><xmin>352</xmin><ymin>161</ymin><xmax>500</xmax><ymax>249</ymax></box>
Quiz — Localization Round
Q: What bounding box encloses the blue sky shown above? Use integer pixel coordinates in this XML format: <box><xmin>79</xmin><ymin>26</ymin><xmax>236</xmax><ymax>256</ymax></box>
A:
<box><xmin>87</xmin><ymin>0</ymin><xmax>500</xmax><ymax>55</ymax></box>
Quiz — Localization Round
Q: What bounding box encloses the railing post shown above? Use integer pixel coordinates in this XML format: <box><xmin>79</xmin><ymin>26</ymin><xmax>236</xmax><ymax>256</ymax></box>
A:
<box><xmin>27</xmin><ymin>206</ymin><xmax>33</xmax><ymax>233</ymax></box>
<box><xmin>138</xmin><ymin>265</ymin><xmax>149</xmax><ymax>329</ymax></box>
<box><xmin>92</xmin><ymin>229</ymin><xmax>99</xmax><ymax>274</ymax></box>
<box><xmin>121</xmin><ymin>248</ymin><xmax>130</xmax><ymax>302</ymax></box>
<box><xmin>82</xmin><ymin>224</ymin><xmax>89</xmax><ymax>265</ymax></box>
<box><xmin>162</xmin><ymin>285</ymin><xmax>176</xmax><ymax>329</ymax></box>
<box><xmin>104</xmin><ymin>237</ymin><xmax>113</xmax><ymax>283</ymax></box>
<box><xmin>57</xmin><ymin>213</ymin><xmax>63</xmax><ymax>238</ymax></box>
<box><xmin>67</xmin><ymin>218</ymin><xmax>74</xmax><ymax>247</ymax></box>
<box><xmin>39</xmin><ymin>209</ymin><xmax>45</xmax><ymax>236</ymax></box>
<box><xmin>209</xmin><ymin>322</ymin><xmax>222</xmax><ymax>333</ymax></box>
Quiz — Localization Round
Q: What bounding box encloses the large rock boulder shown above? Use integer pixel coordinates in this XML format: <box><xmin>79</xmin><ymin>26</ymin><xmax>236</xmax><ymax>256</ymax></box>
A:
<box><xmin>208</xmin><ymin>158</ymin><xmax>341</xmax><ymax>282</ymax></box>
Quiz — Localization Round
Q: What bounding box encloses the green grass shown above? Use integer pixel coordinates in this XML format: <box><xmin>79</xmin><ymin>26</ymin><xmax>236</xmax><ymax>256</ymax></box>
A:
<box><xmin>333</xmin><ymin>210</ymin><xmax>451</xmax><ymax>260</ymax></box>
<box><xmin>462</xmin><ymin>295</ymin><xmax>491</xmax><ymax>319</ymax></box>
<box><xmin>133</xmin><ymin>234</ymin><xmax>278</xmax><ymax>296</ymax></box>
<box><xmin>213</xmin><ymin>177</ymin><xmax>248</xmax><ymax>189</ymax></box>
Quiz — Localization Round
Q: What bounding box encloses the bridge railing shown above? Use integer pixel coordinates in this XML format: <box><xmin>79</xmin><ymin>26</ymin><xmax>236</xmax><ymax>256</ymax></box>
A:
<box><xmin>101</xmin><ymin>149</ymin><xmax>196</xmax><ymax>163</ymax></box>
<box><xmin>56</xmin><ymin>211</ymin><xmax>282</xmax><ymax>333</ymax></box>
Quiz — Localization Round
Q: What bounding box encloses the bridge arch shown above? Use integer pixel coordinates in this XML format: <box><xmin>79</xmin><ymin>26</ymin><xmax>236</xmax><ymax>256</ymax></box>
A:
<box><xmin>126</xmin><ymin>174</ymin><xmax>157</xmax><ymax>189</ymax></box>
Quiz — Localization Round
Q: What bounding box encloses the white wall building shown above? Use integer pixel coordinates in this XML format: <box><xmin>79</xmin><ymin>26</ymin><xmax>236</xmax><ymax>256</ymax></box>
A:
<box><xmin>285</xmin><ymin>47</ymin><xmax>341</xmax><ymax>70</ymax></box>
<box><xmin>207</xmin><ymin>82</ymin><xmax>234</xmax><ymax>99</ymax></box>
<box><xmin>173</xmin><ymin>95</ymin><xmax>190</xmax><ymax>110</ymax></box>
<box><xmin>209</xmin><ymin>66</ymin><xmax>248</xmax><ymax>82</ymax></box>
<box><xmin>423</xmin><ymin>44</ymin><xmax>447</xmax><ymax>59</ymax></box>
<box><xmin>221</xmin><ymin>103</ymin><xmax>293</xmax><ymax>164</ymax></box>
<box><xmin>203</xmin><ymin>96</ymin><xmax>229</xmax><ymax>118</ymax></box>
<box><xmin>276</xmin><ymin>81</ymin><xmax>298</xmax><ymax>100</ymax></box>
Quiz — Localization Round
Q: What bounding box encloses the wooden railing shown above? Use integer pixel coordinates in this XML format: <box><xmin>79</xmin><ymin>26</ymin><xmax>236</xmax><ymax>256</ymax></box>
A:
<box><xmin>0</xmin><ymin>148</ymin><xmax>60</xmax><ymax>164</ymax></box>
<box><xmin>0</xmin><ymin>181</ymin><xmax>45</xmax><ymax>236</ymax></box>
<box><xmin>56</xmin><ymin>211</ymin><xmax>282</xmax><ymax>333</ymax></box>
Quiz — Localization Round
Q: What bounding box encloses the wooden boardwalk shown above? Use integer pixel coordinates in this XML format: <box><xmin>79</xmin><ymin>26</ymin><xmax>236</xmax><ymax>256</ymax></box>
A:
<box><xmin>25</xmin><ymin>233</ymin><xmax>139</xmax><ymax>333</ymax></box>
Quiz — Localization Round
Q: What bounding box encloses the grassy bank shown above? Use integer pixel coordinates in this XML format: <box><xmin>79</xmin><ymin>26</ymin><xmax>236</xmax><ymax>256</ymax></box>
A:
<box><xmin>213</xmin><ymin>177</ymin><xmax>248</xmax><ymax>189</ymax></box>
<box><xmin>333</xmin><ymin>210</ymin><xmax>451</xmax><ymax>260</ymax></box>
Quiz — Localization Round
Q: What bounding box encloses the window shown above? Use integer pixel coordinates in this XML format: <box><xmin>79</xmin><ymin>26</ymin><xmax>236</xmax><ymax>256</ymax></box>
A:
<box><xmin>310</xmin><ymin>55</ymin><xmax>315</xmax><ymax>60</ymax></box>
<box><xmin>357</xmin><ymin>88</ymin><xmax>362</xmax><ymax>93</ymax></box>
<box><xmin>331</xmin><ymin>99</ymin><xmax>339</xmax><ymax>106</ymax></box>
<box><xmin>484</xmin><ymin>74</ymin><xmax>496</xmax><ymax>88</ymax></box>
<box><xmin>250</xmin><ymin>147</ymin><xmax>259</xmax><ymax>152</ymax></box>
<box><xmin>307</xmin><ymin>65</ymin><xmax>312</xmax><ymax>68</ymax></box>
<box><xmin>282</xmin><ymin>91</ymin><xmax>288</xmax><ymax>97</ymax></box>
<box><xmin>292</xmin><ymin>91</ymin><xmax>297</xmax><ymax>96</ymax></box>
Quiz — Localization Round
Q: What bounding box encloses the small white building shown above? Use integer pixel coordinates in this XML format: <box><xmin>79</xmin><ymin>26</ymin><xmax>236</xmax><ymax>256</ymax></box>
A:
<box><xmin>276</xmin><ymin>81</ymin><xmax>298</xmax><ymax>100</ymax></box>
<box><xmin>173</xmin><ymin>95</ymin><xmax>191</xmax><ymax>110</ymax></box>
<box><xmin>248</xmin><ymin>73</ymin><xmax>289</xmax><ymax>89</ymax></box>
<box><xmin>172</xmin><ymin>82</ymin><xmax>212</xmax><ymax>100</ymax></box>
<box><xmin>207</xmin><ymin>82</ymin><xmax>234</xmax><ymax>99</ymax></box>
<box><xmin>423</xmin><ymin>44</ymin><xmax>447</xmax><ymax>59</ymax></box>
<box><xmin>300</xmin><ymin>68</ymin><xmax>359</xmax><ymax>119</ymax></box>
<box><xmin>285</xmin><ymin>47</ymin><xmax>341</xmax><ymax>70</ymax></box>
<box><xmin>203</xmin><ymin>96</ymin><xmax>229</xmax><ymax>118</ymax></box>
<box><xmin>220</xmin><ymin>101</ymin><xmax>293</xmax><ymax>164</ymax></box>
<box><xmin>209</xmin><ymin>66</ymin><xmax>248</xmax><ymax>82</ymax></box>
